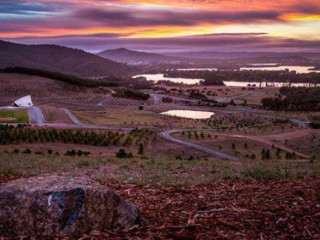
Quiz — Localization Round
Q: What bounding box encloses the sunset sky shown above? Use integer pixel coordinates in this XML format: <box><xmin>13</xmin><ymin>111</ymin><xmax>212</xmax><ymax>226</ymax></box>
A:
<box><xmin>1</xmin><ymin>0</ymin><xmax>320</xmax><ymax>52</ymax></box>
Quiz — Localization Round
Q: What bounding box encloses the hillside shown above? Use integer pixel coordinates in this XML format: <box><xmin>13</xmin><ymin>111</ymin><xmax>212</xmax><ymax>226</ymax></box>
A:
<box><xmin>0</xmin><ymin>40</ymin><xmax>136</xmax><ymax>77</ymax></box>
<box><xmin>98</xmin><ymin>48</ymin><xmax>181</xmax><ymax>63</ymax></box>
<box><xmin>163</xmin><ymin>51</ymin><xmax>319</xmax><ymax>61</ymax></box>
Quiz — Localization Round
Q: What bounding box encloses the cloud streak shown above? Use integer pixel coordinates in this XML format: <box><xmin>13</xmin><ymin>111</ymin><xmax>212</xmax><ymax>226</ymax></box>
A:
<box><xmin>1</xmin><ymin>0</ymin><xmax>320</xmax><ymax>52</ymax></box>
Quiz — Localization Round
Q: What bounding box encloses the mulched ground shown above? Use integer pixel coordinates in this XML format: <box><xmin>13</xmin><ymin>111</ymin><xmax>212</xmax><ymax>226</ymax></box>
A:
<box><xmin>1</xmin><ymin>176</ymin><xmax>320</xmax><ymax>240</ymax></box>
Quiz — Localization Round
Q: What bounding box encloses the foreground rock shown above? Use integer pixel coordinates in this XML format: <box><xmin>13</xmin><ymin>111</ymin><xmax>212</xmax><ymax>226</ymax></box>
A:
<box><xmin>0</xmin><ymin>175</ymin><xmax>140</xmax><ymax>237</ymax></box>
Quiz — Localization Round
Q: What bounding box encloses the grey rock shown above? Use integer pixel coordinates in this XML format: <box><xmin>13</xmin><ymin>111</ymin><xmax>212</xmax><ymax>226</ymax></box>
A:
<box><xmin>0</xmin><ymin>175</ymin><xmax>140</xmax><ymax>237</ymax></box>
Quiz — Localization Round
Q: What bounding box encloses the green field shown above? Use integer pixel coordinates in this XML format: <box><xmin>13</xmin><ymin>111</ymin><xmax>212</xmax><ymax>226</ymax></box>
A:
<box><xmin>0</xmin><ymin>109</ymin><xmax>29</xmax><ymax>123</ymax></box>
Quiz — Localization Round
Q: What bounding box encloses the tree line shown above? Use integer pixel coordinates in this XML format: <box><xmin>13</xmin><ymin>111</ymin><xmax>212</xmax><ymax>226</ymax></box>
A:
<box><xmin>165</xmin><ymin>70</ymin><xmax>320</xmax><ymax>86</ymax></box>
<box><xmin>1</xmin><ymin>67</ymin><xmax>119</xmax><ymax>88</ymax></box>
<box><xmin>261</xmin><ymin>87</ymin><xmax>320</xmax><ymax>111</ymax></box>
<box><xmin>113</xmin><ymin>88</ymin><xmax>150</xmax><ymax>100</ymax></box>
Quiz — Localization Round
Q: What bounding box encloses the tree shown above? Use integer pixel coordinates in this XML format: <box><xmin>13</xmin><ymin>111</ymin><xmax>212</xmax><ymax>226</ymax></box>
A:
<box><xmin>116</xmin><ymin>149</ymin><xmax>133</xmax><ymax>158</ymax></box>
<box><xmin>265</xmin><ymin>150</ymin><xmax>271</xmax><ymax>159</ymax></box>
<box><xmin>244</xmin><ymin>143</ymin><xmax>248</xmax><ymax>149</ymax></box>
<box><xmin>23</xmin><ymin>148</ymin><xmax>32</xmax><ymax>154</ymax></box>
<box><xmin>261</xmin><ymin>149</ymin><xmax>266</xmax><ymax>160</ymax></box>
<box><xmin>138</xmin><ymin>143</ymin><xmax>144</xmax><ymax>155</ymax></box>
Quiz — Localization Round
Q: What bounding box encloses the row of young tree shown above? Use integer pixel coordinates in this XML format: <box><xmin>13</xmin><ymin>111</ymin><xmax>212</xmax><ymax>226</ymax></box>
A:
<box><xmin>0</xmin><ymin>126</ymin><xmax>155</xmax><ymax>150</ymax></box>
<box><xmin>0</xmin><ymin>126</ymin><xmax>125</xmax><ymax>146</ymax></box>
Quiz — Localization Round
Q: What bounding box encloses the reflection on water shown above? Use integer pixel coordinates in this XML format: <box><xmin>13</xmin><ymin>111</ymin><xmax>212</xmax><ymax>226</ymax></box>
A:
<box><xmin>240</xmin><ymin>66</ymin><xmax>320</xmax><ymax>74</ymax></box>
<box><xmin>223</xmin><ymin>81</ymin><xmax>320</xmax><ymax>87</ymax></box>
<box><xmin>161</xmin><ymin>110</ymin><xmax>215</xmax><ymax>119</ymax></box>
<box><xmin>177</xmin><ymin>68</ymin><xmax>218</xmax><ymax>71</ymax></box>
<box><xmin>249</xmin><ymin>63</ymin><xmax>278</xmax><ymax>66</ymax></box>
<box><xmin>134</xmin><ymin>65</ymin><xmax>320</xmax><ymax>87</ymax></box>
<box><xmin>133</xmin><ymin>74</ymin><xmax>202</xmax><ymax>85</ymax></box>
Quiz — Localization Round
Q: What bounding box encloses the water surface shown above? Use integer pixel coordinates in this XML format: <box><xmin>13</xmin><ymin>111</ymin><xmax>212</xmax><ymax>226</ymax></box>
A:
<box><xmin>161</xmin><ymin>110</ymin><xmax>215</xmax><ymax>119</ymax></box>
<box><xmin>133</xmin><ymin>74</ymin><xmax>203</xmax><ymax>85</ymax></box>
<box><xmin>223</xmin><ymin>81</ymin><xmax>319</xmax><ymax>87</ymax></box>
<box><xmin>240</xmin><ymin>66</ymin><xmax>320</xmax><ymax>74</ymax></box>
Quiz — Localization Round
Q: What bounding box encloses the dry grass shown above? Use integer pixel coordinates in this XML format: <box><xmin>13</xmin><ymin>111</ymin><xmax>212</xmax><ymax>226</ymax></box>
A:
<box><xmin>0</xmin><ymin>150</ymin><xmax>319</xmax><ymax>186</ymax></box>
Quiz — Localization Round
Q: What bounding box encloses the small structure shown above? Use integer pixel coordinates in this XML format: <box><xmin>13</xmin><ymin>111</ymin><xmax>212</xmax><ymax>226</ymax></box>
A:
<box><xmin>13</xmin><ymin>95</ymin><xmax>33</xmax><ymax>107</ymax></box>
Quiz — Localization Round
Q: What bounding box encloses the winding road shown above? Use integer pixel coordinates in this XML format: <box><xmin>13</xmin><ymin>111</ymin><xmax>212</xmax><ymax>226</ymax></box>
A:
<box><xmin>20</xmin><ymin>94</ymin><xmax>310</xmax><ymax>160</ymax></box>
<box><xmin>159</xmin><ymin>129</ymin><xmax>240</xmax><ymax>161</ymax></box>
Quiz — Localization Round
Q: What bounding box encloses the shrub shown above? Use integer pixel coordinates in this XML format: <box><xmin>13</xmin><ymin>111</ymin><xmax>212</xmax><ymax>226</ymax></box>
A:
<box><xmin>116</xmin><ymin>149</ymin><xmax>133</xmax><ymax>158</ymax></box>
<box><xmin>77</xmin><ymin>150</ymin><xmax>83</xmax><ymax>157</ymax></box>
<box><xmin>138</xmin><ymin>143</ymin><xmax>144</xmax><ymax>155</ymax></box>
<box><xmin>23</xmin><ymin>148</ymin><xmax>32</xmax><ymax>154</ymax></box>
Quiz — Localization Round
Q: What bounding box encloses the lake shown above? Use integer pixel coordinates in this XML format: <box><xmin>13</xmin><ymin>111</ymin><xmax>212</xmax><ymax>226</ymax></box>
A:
<box><xmin>177</xmin><ymin>68</ymin><xmax>218</xmax><ymax>71</ymax></box>
<box><xmin>133</xmin><ymin>74</ymin><xmax>203</xmax><ymax>84</ymax></box>
<box><xmin>134</xmin><ymin>65</ymin><xmax>320</xmax><ymax>86</ymax></box>
<box><xmin>223</xmin><ymin>81</ymin><xmax>320</xmax><ymax>87</ymax></box>
<box><xmin>161</xmin><ymin>110</ymin><xmax>215</xmax><ymax>119</ymax></box>
<box><xmin>240</xmin><ymin>66</ymin><xmax>320</xmax><ymax>74</ymax></box>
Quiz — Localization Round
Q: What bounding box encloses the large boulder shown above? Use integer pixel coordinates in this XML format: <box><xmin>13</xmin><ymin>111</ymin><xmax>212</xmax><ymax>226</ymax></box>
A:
<box><xmin>0</xmin><ymin>175</ymin><xmax>140</xmax><ymax>237</ymax></box>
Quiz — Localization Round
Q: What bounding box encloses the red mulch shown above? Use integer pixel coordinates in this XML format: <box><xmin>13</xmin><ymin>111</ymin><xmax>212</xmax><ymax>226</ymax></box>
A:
<box><xmin>1</xmin><ymin>177</ymin><xmax>320</xmax><ymax>240</ymax></box>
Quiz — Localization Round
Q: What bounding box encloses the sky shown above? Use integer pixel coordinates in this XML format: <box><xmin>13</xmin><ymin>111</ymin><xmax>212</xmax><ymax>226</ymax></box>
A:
<box><xmin>1</xmin><ymin>0</ymin><xmax>320</xmax><ymax>52</ymax></box>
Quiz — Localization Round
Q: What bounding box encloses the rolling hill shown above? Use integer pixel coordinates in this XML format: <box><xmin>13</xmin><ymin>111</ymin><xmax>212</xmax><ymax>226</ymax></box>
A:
<box><xmin>0</xmin><ymin>40</ymin><xmax>136</xmax><ymax>77</ymax></box>
<box><xmin>98</xmin><ymin>48</ymin><xmax>181</xmax><ymax>64</ymax></box>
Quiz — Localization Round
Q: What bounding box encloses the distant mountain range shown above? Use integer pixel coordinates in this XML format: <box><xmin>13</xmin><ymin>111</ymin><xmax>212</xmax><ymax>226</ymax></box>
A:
<box><xmin>98</xmin><ymin>48</ymin><xmax>319</xmax><ymax>66</ymax></box>
<box><xmin>98</xmin><ymin>48</ymin><xmax>181</xmax><ymax>63</ymax></box>
<box><xmin>0</xmin><ymin>40</ymin><xmax>135</xmax><ymax>77</ymax></box>
<box><xmin>162</xmin><ymin>51</ymin><xmax>320</xmax><ymax>60</ymax></box>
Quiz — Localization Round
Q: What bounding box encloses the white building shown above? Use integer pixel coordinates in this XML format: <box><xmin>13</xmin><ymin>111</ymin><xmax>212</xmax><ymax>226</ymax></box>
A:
<box><xmin>13</xmin><ymin>95</ymin><xmax>33</xmax><ymax>107</ymax></box>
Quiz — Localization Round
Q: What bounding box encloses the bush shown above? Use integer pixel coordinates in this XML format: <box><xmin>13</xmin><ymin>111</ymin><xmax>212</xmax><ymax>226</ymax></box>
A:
<box><xmin>77</xmin><ymin>150</ymin><xmax>83</xmax><ymax>157</ymax></box>
<box><xmin>138</xmin><ymin>143</ymin><xmax>144</xmax><ymax>155</ymax></box>
<box><xmin>310</xmin><ymin>121</ymin><xmax>320</xmax><ymax>129</ymax></box>
<box><xmin>48</xmin><ymin>149</ymin><xmax>53</xmax><ymax>155</ymax></box>
<box><xmin>113</xmin><ymin>89</ymin><xmax>150</xmax><ymax>100</ymax></box>
<box><xmin>65</xmin><ymin>150</ymin><xmax>76</xmax><ymax>156</ymax></box>
<box><xmin>23</xmin><ymin>148</ymin><xmax>32</xmax><ymax>154</ymax></box>
<box><xmin>116</xmin><ymin>149</ymin><xmax>133</xmax><ymax>158</ymax></box>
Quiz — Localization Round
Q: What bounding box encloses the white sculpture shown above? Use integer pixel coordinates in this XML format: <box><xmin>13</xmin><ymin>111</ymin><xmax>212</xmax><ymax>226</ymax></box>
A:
<box><xmin>13</xmin><ymin>95</ymin><xmax>33</xmax><ymax>107</ymax></box>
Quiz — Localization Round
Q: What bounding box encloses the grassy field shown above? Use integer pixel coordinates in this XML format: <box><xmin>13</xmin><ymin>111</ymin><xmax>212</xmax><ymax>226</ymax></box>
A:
<box><xmin>73</xmin><ymin>109</ymin><xmax>167</xmax><ymax>126</ymax></box>
<box><xmin>0</xmin><ymin>109</ymin><xmax>29</xmax><ymax>123</ymax></box>
<box><xmin>0</xmin><ymin>152</ymin><xmax>319</xmax><ymax>185</ymax></box>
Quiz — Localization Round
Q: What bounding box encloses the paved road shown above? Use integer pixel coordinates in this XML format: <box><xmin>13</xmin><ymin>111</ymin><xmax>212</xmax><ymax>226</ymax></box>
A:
<box><xmin>159</xmin><ymin>129</ymin><xmax>240</xmax><ymax>161</ymax></box>
<box><xmin>0</xmin><ymin>106</ymin><xmax>45</xmax><ymax>124</ymax></box>
<box><xmin>27</xmin><ymin>107</ymin><xmax>45</xmax><ymax>124</ymax></box>
<box><xmin>37</xmin><ymin>123</ymin><xmax>134</xmax><ymax>132</ymax></box>
<box><xmin>97</xmin><ymin>94</ymin><xmax>112</xmax><ymax>107</ymax></box>
<box><xmin>61</xmin><ymin>108</ymin><xmax>84</xmax><ymax>126</ymax></box>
